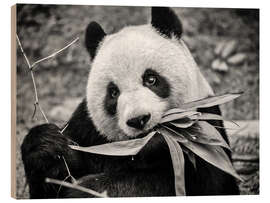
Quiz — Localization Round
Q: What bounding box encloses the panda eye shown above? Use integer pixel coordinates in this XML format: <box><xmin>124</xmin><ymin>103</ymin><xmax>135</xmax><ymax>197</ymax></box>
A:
<box><xmin>142</xmin><ymin>69</ymin><xmax>170</xmax><ymax>98</ymax></box>
<box><xmin>145</xmin><ymin>75</ymin><xmax>157</xmax><ymax>86</ymax></box>
<box><xmin>110</xmin><ymin>87</ymin><xmax>119</xmax><ymax>98</ymax></box>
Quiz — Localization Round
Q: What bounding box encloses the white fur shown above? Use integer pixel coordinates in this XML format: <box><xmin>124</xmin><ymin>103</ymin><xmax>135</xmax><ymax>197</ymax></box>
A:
<box><xmin>117</xmin><ymin>87</ymin><xmax>168</xmax><ymax>138</ymax></box>
<box><xmin>86</xmin><ymin>25</ymin><xmax>214</xmax><ymax>141</ymax></box>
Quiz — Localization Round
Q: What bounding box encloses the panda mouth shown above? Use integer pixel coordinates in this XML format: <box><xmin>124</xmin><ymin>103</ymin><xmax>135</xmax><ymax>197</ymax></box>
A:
<box><xmin>129</xmin><ymin>127</ymin><xmax>157</xmax><ymax>140</ymax></box>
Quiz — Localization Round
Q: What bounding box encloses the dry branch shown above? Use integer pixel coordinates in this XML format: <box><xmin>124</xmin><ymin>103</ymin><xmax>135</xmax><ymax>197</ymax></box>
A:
<box><xmin>16</xmin><ymin>34</ymin><xmax>49</xmax><ymax>123</ymax></box>
<box><xmin>45</xmin><ymin>178</ymin><xmax>108</xmax><ymax>198</ymax></box>
<box><xmin>31</xmin><ymin>37</ymin><xmax>79</xmax><ymax>69</ymax></box>
<box><xmin>16</xmin><ymin>34</ymin><xmax>79</xmax><ymax>122</ymax></box>
<box><xmin>61</xmin><ymin>123</ymin><xmax>69</xmax><ymax>133</ymax></box>
<box><xmin>55</xmin><ymin>156</ymin><xmax>77</xmax><ymax>197</ymax></box>
<box><xmin>62</xmin><ymin>156</ymin><xmax>77</xmax><ymax>184</ymax></box>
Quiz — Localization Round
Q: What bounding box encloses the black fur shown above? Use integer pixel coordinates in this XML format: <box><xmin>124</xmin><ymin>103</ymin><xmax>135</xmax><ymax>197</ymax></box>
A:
<box><xmin>151</xmin><ymin>7</ymin><xmax>183</xmax><ymax>39</ymax></box>
<box><xmin>21</xmin><ymin>123</ymin><xmax>86</xmax><ymax>198</ymax></box>
<box><xmin>85</xmin><ymin>21</ymin><xmax>106</xmax><ymax>59</ymax></box>
<box><xmin>104</xmin><ymin>82</ymin><xmax>120</xmax><ymax>116</ymax></box>
<box><xmin>142</xmin><ymin>69</ymin><xmax>170</xmax><ymax>98</ymax></box>
<box><xmin>21</xmin><ymin>99</ymin><xmax>239</xmax><ymax>198</ymax></box>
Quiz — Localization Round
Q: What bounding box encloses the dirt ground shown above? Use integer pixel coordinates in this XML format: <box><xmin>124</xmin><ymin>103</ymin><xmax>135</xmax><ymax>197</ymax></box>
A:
<box><xmin>15</xmin><ymin>5</ymin><xmax>259</xmax><ymax>198</ymax></box>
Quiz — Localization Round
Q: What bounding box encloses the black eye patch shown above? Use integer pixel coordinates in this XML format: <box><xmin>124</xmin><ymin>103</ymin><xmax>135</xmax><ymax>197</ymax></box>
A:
<box><xmin>104</xmin><ymin>82</ymin><xmax>120</xmax><ymax>116</ymax></box>
<box><xmin>142</xmin><ymin>69</ymin><xmax>170</xmax><ymax>98</ymax></box>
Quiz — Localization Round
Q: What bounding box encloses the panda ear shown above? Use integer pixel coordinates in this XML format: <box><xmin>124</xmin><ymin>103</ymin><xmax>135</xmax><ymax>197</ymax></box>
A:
<box><xmin>85</xmin><ymin>21</ymin><xmax>106</xmax><ymax>59</ymax></box>
<box><xmin>151</xmin><ymin>7</ymin><xmax>183</xmax><ymax>39</ymax></box>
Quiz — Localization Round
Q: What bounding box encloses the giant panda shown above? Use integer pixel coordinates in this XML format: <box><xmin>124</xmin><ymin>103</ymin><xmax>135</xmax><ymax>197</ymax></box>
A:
<box><xmin>21</xmin><ymin>7</ymin><xmax>239</xmax><ymax>198</ymax></box>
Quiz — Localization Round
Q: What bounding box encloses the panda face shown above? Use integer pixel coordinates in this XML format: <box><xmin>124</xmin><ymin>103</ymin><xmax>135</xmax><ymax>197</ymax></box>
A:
<box><xmin>86</xmin><ymin>25</ymin><xmax>214</xmax><ymax>141</ymax></box>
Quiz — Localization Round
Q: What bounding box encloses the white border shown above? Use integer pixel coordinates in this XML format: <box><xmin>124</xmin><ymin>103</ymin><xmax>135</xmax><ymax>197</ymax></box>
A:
<box><xmin>1</xmin><ymin>0</ymin><xmax>268</xmax><ymax>203</ymax></box>
<box><xmin>6</xmin><ymin>0</ymin><xmax>261</xmax><ymax>8</ymax></box>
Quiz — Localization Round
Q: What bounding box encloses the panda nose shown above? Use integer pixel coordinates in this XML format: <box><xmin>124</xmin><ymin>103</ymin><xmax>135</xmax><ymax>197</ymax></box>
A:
<box><xmin>126</xmin><ymin>114</ymin><xmax>151</xmax><ymax>130</ymax></box>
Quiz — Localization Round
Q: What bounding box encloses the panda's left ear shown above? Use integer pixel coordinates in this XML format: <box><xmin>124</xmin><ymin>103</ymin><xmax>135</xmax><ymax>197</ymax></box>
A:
<box><xmin>151</xmin><ymin>7</ymin><xmax>183</xmax><ymax>39</ymax></box>
<box><xmin>85</xmin><ymin>21</ymin><xmax>106</xmax><ymax>59</ymax></box>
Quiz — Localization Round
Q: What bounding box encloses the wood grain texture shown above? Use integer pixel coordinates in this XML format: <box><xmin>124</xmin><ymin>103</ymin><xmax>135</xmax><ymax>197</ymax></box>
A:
<box><xmin>11</xmin><ymin>4</ymin><xmax>17</xmax><ymax>199</ymax></box>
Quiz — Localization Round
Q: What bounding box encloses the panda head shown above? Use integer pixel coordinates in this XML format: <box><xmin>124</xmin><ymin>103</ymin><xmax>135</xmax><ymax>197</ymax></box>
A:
<box><xmin>85</xmin><ymin>7</ymin><xmax>214</xmax><ymax>141</ymax></box>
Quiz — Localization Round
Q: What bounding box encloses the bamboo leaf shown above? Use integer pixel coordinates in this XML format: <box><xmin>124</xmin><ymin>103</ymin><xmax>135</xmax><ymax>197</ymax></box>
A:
<box><xmin>163</xmin><ymin>93</ymin><xmax>242</xmax><ymax>115</ymax></box>
<box><xmin>159</xmin><ymin>125</ymin><xmax>188</xmax><ymax>143</ymax></box>
<box><xmin>182</xmin><ymin>141</ymin><xmax>242</xmax><ymax>181</ymax></box>
<box><xmin>162</xmin><ymin>109</ymin><xmax>199</xmax><ymax>118</ymax></box>
<box><xmin>162</xmin><ymin>93</ymin><xmax>242</xmax><ymax>119</ymax></box>
<box><xmin>161</xmin><ymin>111</ymin><xmax>199</xmax><ymax>122</ymax></box>
<box><xmin>170</xmin><ymin>120</ymin><xmax>195</xmax><ymax>128</ymax></box>
<box><xmin>180</xmin><ymin>93</ymin><xmax>243</xmax><ymax>111</ymax></box>
<box><xmin>190</xmin><ymin>113</ymin><xmax>226</xmax><ymax>121</ymax></box>
<box><xmin>162</xmin><ymin>134</ymin><xmax>186</xmax><ymax>195</ymax></box>
<box><xmin>183</xmin><ymin>121</ymin><xmax>231</xmax><ymax>150</ymax></box>
<box><xmin>69</xmin><ymin>131</ymin><xmax>156</xmax><ymax>156</ymax></box>
<box><xmin>190</xmin><ymin>113</ymin><xmax>240</xmax><ymax>127</ymax></box>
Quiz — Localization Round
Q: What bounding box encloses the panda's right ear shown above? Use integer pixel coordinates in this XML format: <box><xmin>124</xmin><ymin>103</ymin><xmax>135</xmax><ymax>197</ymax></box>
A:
<box><xmin>151</xmin><ymin>7</ymin><xmax>182</xmax><ymax>39</ymax></box>
<box><xmin>85</xmin><ymin>21</ymin><xmax>106</xmax><ymax>59</ymax></box>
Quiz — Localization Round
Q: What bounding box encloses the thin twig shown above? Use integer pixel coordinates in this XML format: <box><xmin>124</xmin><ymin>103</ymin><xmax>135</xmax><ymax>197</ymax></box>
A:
<box><xmin>56</xmin><ymin>175</ymin><xmax>72</xmax><ymax>198</ymax></box>
<box><xmin>62</xmin><ymin>156</ymin><xmax>77</xmax><ymax>184</ymax></box>
<box><xmin>31</xmin><ymin>37</ymin><xmax>79</xmax><ymax>69</ymax></box>
<box><xmin>61</xmin><ymin>123</ymin><xmax>69</xmax><ymax>134</ymax></box>
<box><xmin>16</xmin><ymin>34</ymin><xmax>49</xmax><ymax>123</ymax></box>
<box><xmin>38</xmin><ymin>103</ymin><xmax>49</xmax><ymax>123</ymax></box>
<box><xmin>30</xmin><ymin>71</ymin><xmax>39</xmax><ymax>102</ymax></box>
<box><xmin>16</xmin><ymin>34</ymin><xmax>31</xmax><ymax>68</ymax></box>
<box><xmin>56</xmin><ymin>156</ymin><xmax>77</xmax><ymax>197</ymax></box>
<box><xmin>16</xmin><ymin>34</ymin><xmax>79</xmax><ymax>122</ymax></box>
<box><xmin>45</xmin><ymin>178</ymin><xmax>108</xmax><ymax>198</ymax></box>
<box><xmin>31</xmin><ymin>70</ymin><xmax>49</xmax><ymax>123</ymax></box>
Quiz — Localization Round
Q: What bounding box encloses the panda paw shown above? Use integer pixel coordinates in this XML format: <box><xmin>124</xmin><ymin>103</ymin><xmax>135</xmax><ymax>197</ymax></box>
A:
<box><xmin>21</xmin><ymin>123</ymin><xmax>77</xmax><ymax>180</ymax></box>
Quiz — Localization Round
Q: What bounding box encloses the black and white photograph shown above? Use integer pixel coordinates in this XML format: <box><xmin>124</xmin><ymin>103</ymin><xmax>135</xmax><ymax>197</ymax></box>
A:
<box><xmin>12</xmin><ymin>4</ymin><xmax>259</xmax><ymax>199</ymax></box>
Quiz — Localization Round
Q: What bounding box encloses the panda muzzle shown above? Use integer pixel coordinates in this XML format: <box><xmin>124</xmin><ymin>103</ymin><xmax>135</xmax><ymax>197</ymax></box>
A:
<box><xmin>126</xmin><ymin>114</ymin><xmax>151</xmax><ymax>130</ymax></box>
